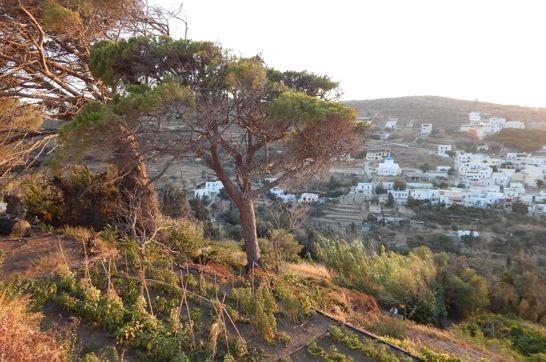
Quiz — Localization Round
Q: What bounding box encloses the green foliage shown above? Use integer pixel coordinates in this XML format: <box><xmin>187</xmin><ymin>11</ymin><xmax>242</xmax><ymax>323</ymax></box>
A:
<box><xmin>442</xmin><ymin>268</ymin><xmax>489</xmax><ymax>320</ymax></box>
<box><xmin>163</xmin><ymin>219</ymin><xmax>206</xmax><ymax>260</ymax></box>
<box><xmin>458</xmin><ymin>314</ymin><xmax>546</xmax><ymax>357</ymax></box>
<box><xmin>230</xmin><ymin>283</ymin><xmax>278</xmax><ymax>343</ymax></box>
<box><xmin>420</xmin><ymin>347</ymin><xmax>469</xmax><ymax>362</ymax></box>
<box><xmin>317</xmin><ymin>239</ymin><xmax>441</xmax><ymax>323</ymax></box>
<box><xmin>512</xmin><ymin>201</ymin><xmax>529</xmax><ymax>215</ymax></box>
<box><xmin>512</xmin><ymin>271</ymin><xmax>546</xmax><ymax>323</ymax></box>
<box><xmin>54</xmin><ymin>166</ymin><xmax>121</xmax><ymax>229</ymax></box>
<box><xmin>419</xmin><ymin>163</ymin><xmax>431</xmax><ymax>173</ymax></box>
<box><xmin>385</xmin><ymin>192</ymin><xmax>395</xmax><ymax>207</ymax></box>
<box><xmin>324</xmin><ymin>345</ymin><xmax>353</xmax><ymax>362</ymax></box>
<box><xmin>198</xmin><ymin>241</ymin><xmax>246</xmax><ymax>271</ymax></box>
<box><xmin>259</xmin><ymin>230</ymin><xmax>303</xmax><ymax>271</ymax></box>
<box><xmin>407</xmin><ymin>234</ymin><xmax>459</xmax><ymax>254</ymax></box>
<box><xmin>42</xmin><ymin>1</ymin><xmax>82</xmax><ymax>31</ymax></box>
<box><xmin>393</xmin><ymin>180</ymin><xmax>406</xmax><ymax>191</ymax></box>
<box><xmin>21</xmin><ymin>174</ymin><xmax>64</xmax><ymax>225</ymax></box>
<box><xmin>274</xmin><ymin>277</ymin><xmax>314</xmax><ymax>322</ymax></box>
<box><xmin>306</xmin><ymin>341</ymin><xmax>324</xmax><ymax>356</ymax></box>
<box><xmin>266</xmin><ymin>69</ymin><xmax>339</xmax><ymax>99</ymax></box>
<box><xmin>375</xmin><ymin>183</ymin><xmax>387</xmax><ymax>195</ymax></box>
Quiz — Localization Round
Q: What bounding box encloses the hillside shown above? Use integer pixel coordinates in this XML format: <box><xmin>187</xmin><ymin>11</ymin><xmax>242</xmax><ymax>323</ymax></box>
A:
<box><xmin>345</xmin><ymin>96</ymin><xmax>546</xmax><ymax>130</ymax></box>
<box><xmin>0</xmin><ymin>231</ymin><xmax>514</xmax><ymax>362</ymax></box>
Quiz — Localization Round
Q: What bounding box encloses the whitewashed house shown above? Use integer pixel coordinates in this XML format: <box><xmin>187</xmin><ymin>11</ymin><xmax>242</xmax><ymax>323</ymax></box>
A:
<box><xmin>521</xmin><ymin>166</ymin><xmax>545</xmax><ymax>187</ymax></box>
<box><xmin>409</xmin><ymin>188</ymin><xmax>440</xmax><ymax>204</ymax></box>
<box><xmin>353</xmin><ymin>183</ymin><xmax>373</xmax><ymax>197</ymax></box>
<box><xmin>456</xmin><ymin>153</ymin><xmax>486</xmax><ymax>168</ymax></box>
<box><xmin>385</xmin><ymin>119</ymin><xmax>397</xmax><ymax>129</ymax></box>
<box><xmin>491</xmin><ymin>172</ymin><xmax>511</xmax><ymax>187</ymax></box>
<box><xmin>457</xmin><ymin>230</ymin><xmax>479</xmax><ymax>239</ymax></box>
<box><xmin>421</xmin><ymin>123</ymin><xmax>432</xmax><ymax>136</ymax></box>
<box><xmin>270</xmin><ymin>187</ymin><xmax>296</xmax><ymax>203</ymax></box>
<box><xmin>279</xmin><ymin>194</ymin><xmax>297</xmax><ymax>203</ymax></box>
<box><xmin>270</xmin><ymin>187</ymin><xmax>285</xmax><ymax>198</ymax></box>
<box><xmin>388</xmin><ymin>189</ymin><xmax>409</xmax><ymax>204</ymax></box>
<box><xmin>437</xmin><ymin>145</ymin><xmax>452</xmax><ymax>157</ymax></box>
<box><xmin>298</xmin><ymin>193</ymin><xmax>319</xmax><ymax>203</ymax></box>
<box><xmin>505</xmin><ymin>120</ymin><xmax>525</xmax><ymax>129</ymax></box>
<box><xmin>469</xmin><ymin>112</ymin><xmax>481</xmax><ymax>123</ymax></box>
<box><xmin>194</xmin><ymin>189</ymin><xmax>208</xmax><ymax>199</ymax></box>
<box><xmin>194</xmin><ymin>181</ymin><xmax>224</xmax><ymax>199</ymax></box>
<box><xmin>377</xmin><ymin>156</ymin><xmax>402</xmax><ymax>176</ymax></box>
<box><xmin>366</xmin><ymin>149</ymin><xmax>391</xmax><ymax>161</ymax></box>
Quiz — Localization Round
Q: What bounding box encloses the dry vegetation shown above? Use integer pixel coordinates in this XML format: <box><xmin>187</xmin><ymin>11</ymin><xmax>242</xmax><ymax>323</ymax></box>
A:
<box><xmin>0</xmin><ymin>293</ymin><xmax>66</xmax><ymax>362</ymax></box>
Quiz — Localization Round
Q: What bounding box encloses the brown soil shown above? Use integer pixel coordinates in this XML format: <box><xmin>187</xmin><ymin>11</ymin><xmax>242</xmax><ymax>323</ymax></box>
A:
<box><xmin>0</xmin><ymin>231</ymin><xmax>116</xmax><ymax>280</ymax></box>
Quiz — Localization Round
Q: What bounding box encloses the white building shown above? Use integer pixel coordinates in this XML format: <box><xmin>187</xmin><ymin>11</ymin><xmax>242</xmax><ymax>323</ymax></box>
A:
<box><xmin>421</xmin><ymin>123</ymin><xmax>432</xmax><ymax>136</ymax></box>
<box><xmin>298</xmin><ymin>193</ymin><xmax>319</xmax><ymax>203</ymax></box>
<box><xmin>437</xmin><ymin>144</ymin><xmax>452</xmax><ymax>157</ymax></box>
<box><xmin>194</xmin><ymin>181</ymin><xmax>224</xmax><ymax>199</ymax></box>
<box><xmin>456</xmin><ymin>153</ymin><xmax>486</xmax><ymax>168</ymax></box>
<box><xmin>385</xmin><ymin>119</ymin><xmax>398</xmax><ymax>129</ymax></box>
<box><xmin>459</xmin><ymin>114</ymin><xmax>525</xmax><ymax>140</ymax></box>
<box><xmin>457</xmin><ymin>230</ymin><xmax>479</xmax><ymax>239</ymax></box>
<box><xmin>279</xmin><ymin>194</ymin><xmax>297</xmax><ymax>203</ymax></box>
<box><xmin>409</xmin><ymin>189</ymin><xmax>440</xmax><ymax>204</ymax></box>
<box><xmin>270</xmin><ymin>187</ymin><xmax>296</xmax><ymax>203</ymax></box>
<box><xmin>270</xmin><ymin>187</ymin><xmax>285</xmax><ymax>198</ymax></box>
<box><xmin>505</xmin><ymin>120</ymin><xmax>525</xmax><ymax>129</ymax></box>
<box><xmin>388</xmin><ymin>189</ymin><xmax>409</xmax><ymax>204</ymax></box>
<box><xmin>366</xmin><ymin>149</ymin><xmax>391</xmax><ymax>161</ymax></box>
<box><xmin>352</xmin><ymin>183</ymin><xmax>373</xmax><ymax>197</ymax></box>
<box><xmin>469</xmin><ymin>112</ymin><xmax>481</xmax><ymax>123</ymax></box>
<box><xmin>377</xmin><ymin>156</ymin><xmax>402</xmax><ymax>176</ymax></box>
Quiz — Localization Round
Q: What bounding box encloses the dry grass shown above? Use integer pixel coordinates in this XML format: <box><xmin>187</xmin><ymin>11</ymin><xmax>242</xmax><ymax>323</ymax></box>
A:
<box><xmin>407</xmin><ymin>324</ymin><xmax>515</xmax><ymax>362</ymax></box>
<box><xmin>0</xmin><ymin>293</ymin><xmax>66</xmax><ymax>362</ymax></box>
<box><xmin>284</xmin><ymin>261</ymin><xmax>331</xmax><ymax>279</ymax></box>
<box><xmin>25</xmin><ymin>249</ymin><xmax>66</xmax><ymax>279</ymax></box>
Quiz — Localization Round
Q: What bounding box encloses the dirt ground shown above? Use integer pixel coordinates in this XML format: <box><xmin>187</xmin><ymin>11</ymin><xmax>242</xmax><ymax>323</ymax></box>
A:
<box><xmin>0</xmin><ymin>231</ymin><xmax>115</xmax><ymax>280</ymax></box>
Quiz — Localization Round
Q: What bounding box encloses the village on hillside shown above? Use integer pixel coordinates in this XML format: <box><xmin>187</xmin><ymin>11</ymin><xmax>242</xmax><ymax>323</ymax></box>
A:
<box><xmin>188</xmin><ymin>111</ymin><xmax>546</xmax><ymax>240</ymax></box>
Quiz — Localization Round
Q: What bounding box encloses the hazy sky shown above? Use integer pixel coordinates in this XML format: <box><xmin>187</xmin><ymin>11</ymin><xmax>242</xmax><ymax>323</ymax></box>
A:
<box><xmin>156</xmin><ymin>0</ymin><xmax>546</xmax><ymax>107</ymax></box>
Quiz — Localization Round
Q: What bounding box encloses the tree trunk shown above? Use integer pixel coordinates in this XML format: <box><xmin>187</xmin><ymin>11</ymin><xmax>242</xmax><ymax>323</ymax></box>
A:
<box><xmin>114</xmin><ymin>127</ymin><xmax>160</xmax><ymax>235</ymax></box>
<box><xmin>237</xmin><ymin>197</ymin><xmax>261</xmax><ymax>267</ymax></box>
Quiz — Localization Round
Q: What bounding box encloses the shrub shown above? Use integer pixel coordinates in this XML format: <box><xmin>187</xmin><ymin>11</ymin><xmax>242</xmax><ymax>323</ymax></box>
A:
<box><xmin>163</xmin><ymin>219</ymin><xmax>206</xmax><ymax>260</ymax></box>
<box><xmin>307</xmin><ymin>341</ymin><xmax>324</xmax><ymax>356</ymax></box>
<box><xmin>21</xmin><ymin>174</ymin><xmax>64</xmax><ymax>225</ymax></box>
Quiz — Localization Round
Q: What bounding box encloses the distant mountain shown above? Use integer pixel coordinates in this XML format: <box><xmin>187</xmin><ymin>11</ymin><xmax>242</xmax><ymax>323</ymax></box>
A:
<box><xmin>344</xmin><ymin>96</ymin><xmax>546</xmax><ymax>130</ymax></box>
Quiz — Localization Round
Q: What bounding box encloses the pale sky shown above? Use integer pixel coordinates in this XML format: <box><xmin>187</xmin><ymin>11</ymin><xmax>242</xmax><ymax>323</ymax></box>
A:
<box><xmin>155</xmin><ymin>0</ymin><xmax>546</xmax><ymax>108</ymax></box>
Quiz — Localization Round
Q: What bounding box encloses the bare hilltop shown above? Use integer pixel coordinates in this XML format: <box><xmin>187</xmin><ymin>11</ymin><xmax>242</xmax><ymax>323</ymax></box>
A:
<box><xmin>344</xmin><ymin>96</ymin><xmax>546</xmax><ymax>130</ymax></box>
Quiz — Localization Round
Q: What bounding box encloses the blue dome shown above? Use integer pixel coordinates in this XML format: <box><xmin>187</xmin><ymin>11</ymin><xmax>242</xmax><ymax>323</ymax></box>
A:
<box><xmin>385</xmin><ymin>156</ymin><xmax>393</xmax><ymax>160</ymax></box>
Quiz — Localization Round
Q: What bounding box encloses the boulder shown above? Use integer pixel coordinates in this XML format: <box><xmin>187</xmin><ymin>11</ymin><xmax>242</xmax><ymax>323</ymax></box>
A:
<box><xmin>0</xmin><ymin>217</ymin><xmax>31</xmax><ymax>237</ymax></box>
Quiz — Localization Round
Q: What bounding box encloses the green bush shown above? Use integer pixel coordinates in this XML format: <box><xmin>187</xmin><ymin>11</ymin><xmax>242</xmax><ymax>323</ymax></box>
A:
<box><xmin>21</xmin><ymin>174</ymin><xmax>64</xmax><ymax>225</ymax></box>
